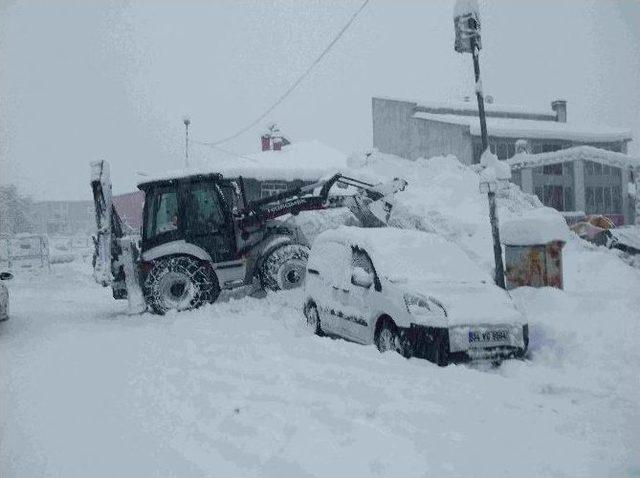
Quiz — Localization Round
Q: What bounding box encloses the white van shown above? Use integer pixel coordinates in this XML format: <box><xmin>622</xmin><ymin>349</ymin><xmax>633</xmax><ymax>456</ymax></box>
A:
<box><xmin>303</xmin><ymin>227</ymin><xmax>528</xmax><ymax>366</ymax></box>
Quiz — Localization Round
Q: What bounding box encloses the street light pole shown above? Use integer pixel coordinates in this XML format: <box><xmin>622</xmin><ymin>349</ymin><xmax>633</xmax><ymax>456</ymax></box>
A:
<box><xmin>471</xmin><ymin>39</ymin><xmax>488</xmax><ymax>153</ymax></box>
<box><xmin>183</xmin><ymin>116</ymin><xmax>191</xmax><ymax>168</ymax></box>
<box><xmin>454</xmin><ymin>0</ymin><xmax>506</xmax><ymax>289</ymax></box>
<box><xmin>471</xmin><ymin>38</ymin><xmax>505</xmax><ymax>289</ymax></box>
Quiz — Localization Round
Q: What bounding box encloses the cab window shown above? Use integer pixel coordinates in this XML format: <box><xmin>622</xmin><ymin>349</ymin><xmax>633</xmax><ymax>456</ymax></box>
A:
<box><xmin>186</xmin><ymin>183</ymin><xmax>228</xmax><ymax>233</ymax></box>
<box><xmin>145</xmin><ymin>189</ymin><xmax>178</xmax><ymax>239</ymax></box>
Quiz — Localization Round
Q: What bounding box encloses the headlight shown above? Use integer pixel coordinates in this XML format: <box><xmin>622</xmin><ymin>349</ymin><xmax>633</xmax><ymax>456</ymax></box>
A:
<box><xmin>404</xmin><ymin>293</ymin><xmax>447</xmax><ymax>317</ymax></box>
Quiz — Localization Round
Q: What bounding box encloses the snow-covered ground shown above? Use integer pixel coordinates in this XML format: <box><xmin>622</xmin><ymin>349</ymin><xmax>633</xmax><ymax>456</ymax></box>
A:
<box><xmin>2</xmin><ymin>154</ymin><xmax>639</xmax><ymax>477</ymax></box>
<box><xmin>1</xmin><ymin>246</ymin><xmax>639</xmax><ymax>477</ymax></box>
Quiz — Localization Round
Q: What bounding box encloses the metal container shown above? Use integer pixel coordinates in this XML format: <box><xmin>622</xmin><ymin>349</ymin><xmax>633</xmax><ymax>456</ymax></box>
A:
<box><xmin>504</xmin><ymin>240</ymin><xmax>564</xmax><ymax>290</ymax></box>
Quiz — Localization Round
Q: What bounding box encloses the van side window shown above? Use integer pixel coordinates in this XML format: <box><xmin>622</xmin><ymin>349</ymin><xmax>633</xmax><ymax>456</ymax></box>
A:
<box><xmin>351</xmin><ymin>246</ymin><xmax>380</xmax><ymax>290</ymax></box>
<box><xmin>352</xmin><ymin>247</ymin><xmax>374</xmax><ymax>275</ymax></box>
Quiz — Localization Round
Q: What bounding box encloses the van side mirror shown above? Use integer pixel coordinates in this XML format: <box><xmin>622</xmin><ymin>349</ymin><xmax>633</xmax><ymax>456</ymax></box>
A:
<box><xmin>351</xmin><ymin>267</ymin><xmax>373</xmax><ymax>288</ymax></box>
<box><xmin>0</xmin><ymin>272</ymin><xmax>13</xmax><ymax>281</ymax></box>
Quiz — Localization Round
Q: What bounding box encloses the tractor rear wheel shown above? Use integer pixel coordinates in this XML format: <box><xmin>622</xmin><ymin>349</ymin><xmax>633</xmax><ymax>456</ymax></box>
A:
<box><xmin>143</xmin><ymin>256</ymin><xmax>219</xmax><ymax>315</ymax></box>
<box><xmin>260</xmin><ymin>244</ymin><xmax>310</xmax><ymax>291</ymax></box>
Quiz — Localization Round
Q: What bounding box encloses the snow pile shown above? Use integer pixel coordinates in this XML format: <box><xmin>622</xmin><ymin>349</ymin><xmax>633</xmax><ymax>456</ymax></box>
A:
<box><xmin>342</xmin><ymin>150</ymin><xmax>543</xmax><ymax>272</ymax></box>
<box><xmin>141</xmin><ymin>140</ymin><xmax>348</xmax><ymax>185</ymax></box>
<box><xmin>479</xmin><ymin>149</ymin><xmax>511</xmax><ymax>182</ymax></box>
<box><xmin>501</xmin><ymin>207</ymin><xmax>570</xmax><ymax>245</ymax></box>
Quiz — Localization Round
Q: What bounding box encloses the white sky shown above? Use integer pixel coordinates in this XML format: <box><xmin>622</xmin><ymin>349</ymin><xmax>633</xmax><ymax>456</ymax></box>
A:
<box><xmin>1</xmin><ymin>0</ymin><xmax>639</xmax><ymax>200</ymax></box>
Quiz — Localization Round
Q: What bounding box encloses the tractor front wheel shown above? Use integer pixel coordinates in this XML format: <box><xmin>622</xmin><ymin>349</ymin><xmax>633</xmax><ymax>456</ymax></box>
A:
<box><xmin>260</xmin><ymin>244</ymin><xmax>310</xmax><ymax>291</ymax></box>
<box><xmin>143</xmin><ymin>256</ymin><xmax>219</xmax><ymax>315</ymax></box>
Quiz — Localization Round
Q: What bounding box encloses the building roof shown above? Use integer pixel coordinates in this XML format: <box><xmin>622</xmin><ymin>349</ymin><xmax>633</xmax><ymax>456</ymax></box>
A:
<box><xmin>376</xmin><ymin>95</ymin><xmax>556</xmax><ymax>120</ymax></box>
<box><xmin>138</xmin><ymin>140</ymin><xmax>349</xmax><ymax>187</ymax></box>
<box><xmin>412</xmin><ymin>112</ymin><xmax>632</xmax><ymax>142</ymax></box>
<box><xmin>507</xmin><ymin>146</ymin><xmax>640</xmax><ymax>171</ymax></box>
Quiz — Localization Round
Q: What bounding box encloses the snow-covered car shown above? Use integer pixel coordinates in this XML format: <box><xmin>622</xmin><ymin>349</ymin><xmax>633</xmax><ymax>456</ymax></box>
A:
<box><xmin>303</xmin><ymin>227</ymin><xmax>528</xmax><ymax>365</ymax></box>
<box><xmin>0</xmin><ymin>271</ymin><xmax>14</xmax><ymax>321</ymax></box>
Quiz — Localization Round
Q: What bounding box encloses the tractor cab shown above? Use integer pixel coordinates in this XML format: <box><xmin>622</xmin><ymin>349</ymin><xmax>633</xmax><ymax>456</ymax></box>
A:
<box><xmin>138</xmin><ymin>173</ymin><xmax>246</xmax><ymax>264</ymax></box>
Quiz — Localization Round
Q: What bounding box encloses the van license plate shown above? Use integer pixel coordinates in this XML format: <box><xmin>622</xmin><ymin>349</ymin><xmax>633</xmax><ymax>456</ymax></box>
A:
<box><xmin>468</xmin><ymin>329</ymin><xmax>509</xmax><ymax>347</ymax></box>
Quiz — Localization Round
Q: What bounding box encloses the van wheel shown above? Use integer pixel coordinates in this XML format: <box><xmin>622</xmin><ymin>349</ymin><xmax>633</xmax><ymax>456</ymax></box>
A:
<box><xmin>375</xmin><ymin>317</ymin><xmax>399</xmax><ymax>353</ymax></box>
<box><xmin>143</xmin><ymin>256</ymin><xmax>219</xmax><ymax>315</ymax></box>
<box><xmin>260</xmin><ymin>244</ymin><xmax>310</xmax><ymax>291</ymax></box>
<box><xmin>303</xmin><ymin>302</ymin><xmax>323</xmax><ymax>336</ymax></box>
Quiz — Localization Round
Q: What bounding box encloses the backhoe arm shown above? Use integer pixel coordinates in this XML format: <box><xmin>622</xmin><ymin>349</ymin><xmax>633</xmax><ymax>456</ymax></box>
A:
<box><xmin>239</xmin><ymin>173</ymin><xmax>407</xmax><ymax>228</ymax></box>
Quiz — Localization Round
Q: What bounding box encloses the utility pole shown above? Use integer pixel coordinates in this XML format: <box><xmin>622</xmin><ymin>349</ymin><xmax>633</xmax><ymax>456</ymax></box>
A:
<box><xmin>454</xmin><ymin>0</ymin><xmax>506</xmax><ymax>288</ymax></box>
<box><xmin>183</xmin><ymin>116</ymin><xmax>191</xmax><ymax>168</ymax></box>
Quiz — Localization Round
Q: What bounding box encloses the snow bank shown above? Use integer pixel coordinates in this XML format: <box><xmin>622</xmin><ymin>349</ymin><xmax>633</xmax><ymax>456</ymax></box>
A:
<box><xmin>501</xmin><ymin>207</ymin><xmax>570</xmax><ymax>245</ymax></box>
<box><xmin>140</xmin><ymin>140</ymin><xmax>348</xmax><ymax>185</ymax></box>
<box><xmin>342</xmin><ymin>150</ymin><xmax>543</xmax><ymax>274</ymax></box>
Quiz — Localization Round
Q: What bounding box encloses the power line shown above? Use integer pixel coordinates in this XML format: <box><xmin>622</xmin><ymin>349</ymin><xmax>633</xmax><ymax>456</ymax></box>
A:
<box><xmin>192</xmin><ymin>139</ymin><xmax>258</xmax><ymax>162</ymax></box>
<box><xmin>200</xmin><ymin>0</ymin><xmax>372</xmax><ymax>147</ymax></box>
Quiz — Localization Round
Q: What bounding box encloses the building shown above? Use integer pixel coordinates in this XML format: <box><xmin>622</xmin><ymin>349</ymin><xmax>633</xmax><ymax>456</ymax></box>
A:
<box><xmin>372</xmin><ymin>96</ymin><xmax>637</xmax><ymax>224</ymax></box>
<box><xmin>509</xmin><ymin>146</ymin><xmax>640</xmax><ymax>226</ymax></box>
<box><xmin>372</xmin><ymin>96</ymin><xmax>631</xmax><ymax>165</ymax></box>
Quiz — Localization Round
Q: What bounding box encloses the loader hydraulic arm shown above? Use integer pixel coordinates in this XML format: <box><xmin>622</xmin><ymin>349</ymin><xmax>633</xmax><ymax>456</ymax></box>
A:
<box><xmin>238</xmin><ymin>173</ymin><xmax>407</xmax><ymax>228</ymax></box>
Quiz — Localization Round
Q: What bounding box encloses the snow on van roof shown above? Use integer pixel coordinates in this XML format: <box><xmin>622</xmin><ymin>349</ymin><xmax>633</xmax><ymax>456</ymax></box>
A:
<box><xmin>138</xmin><ymin>140</ymin><xmax>348</xmax><ymax>186</ymax></box>
<box><xmin>315</xmin><ymin>226</ymin><xmax>488</xmax><ymax>283</ymax></box>
<box><xmin>412</xmin><ymin>112</ymin><xmax>632</xmax><ymax>142</ymax></box>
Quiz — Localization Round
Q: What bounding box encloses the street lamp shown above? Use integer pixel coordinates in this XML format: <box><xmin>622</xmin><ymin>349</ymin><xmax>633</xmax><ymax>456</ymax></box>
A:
<box><xmin>183</xmin><ymin>116</ymin><xmax>191</xmax><ymax>168</ymax></box>
<box><xmin>454</xmin><ymin>0</ymin><xmax>506</xmax><ymax>289</ymax></box>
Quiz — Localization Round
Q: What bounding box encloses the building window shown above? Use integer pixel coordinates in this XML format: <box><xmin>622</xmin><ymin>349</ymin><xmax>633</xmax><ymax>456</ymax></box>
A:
<box><xmin>484</xmin><ymin>140</ymin><xmax>517</xmax><ymax>160</ymax></box>
<box><xmin>612</xmin><ymin>186</ymin><xmax>622</xmax><ymax>213</ymax></box>
<box><xmin>585</xmin><ymin>161</ymin><xmax>594</xmax><ymax>175</ymax></box>
<box><xmin>260</xmin><ymin>181</ymin><xmax>289</xmax><ymax>198</ymax></box>
<box><xmin>585</xmin><ymin>186</ymin><xmax>623</xmax><ymax>215</ymax></box>
<box><xmin>543</xmin><ymin>164</ymin><xmax>563</xmax><ymax>175</ymax></box>
<box><xmin>564</xmin><ymin>187</ymin><xmax>574</xmax><ymax>211</ymax></box>
<box><xmin>593</xmin><ymin>162</ymin><xmax>602</xmax><ymax>175</ymax></box>
<box><xmin>542</xmin><ymin>185</ymin><xmax>565</xmax><ymax>211</ymax></box>
<box><xmin>535</xmin><ymin>185</ymin><xmax>572</xmax><ymax>211</ymax></box>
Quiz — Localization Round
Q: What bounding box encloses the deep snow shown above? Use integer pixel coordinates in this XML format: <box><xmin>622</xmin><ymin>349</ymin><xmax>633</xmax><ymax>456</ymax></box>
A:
<box><xmin>1</xmin><ymin>250</ymin><xmax>639</xmax><ymax>477</ymax></box>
